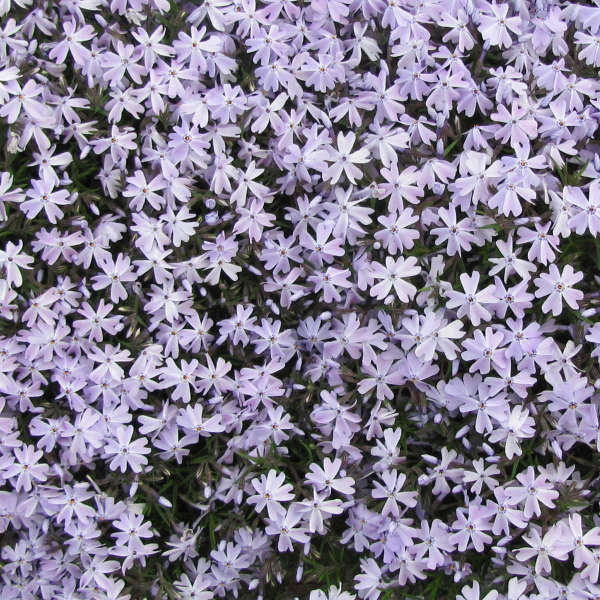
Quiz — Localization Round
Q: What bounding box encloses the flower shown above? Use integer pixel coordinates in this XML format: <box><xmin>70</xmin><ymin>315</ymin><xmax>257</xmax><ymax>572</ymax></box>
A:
<box><xmin>506</xmin><ymin>466</ymin><xmax>559</xmax><ymax>519</ymax></box>
<box><xmin>49</xmin><ymin>20</ymin><xmax>95</xmax><ymax>65</ymax></box>
<box><xmin>456</xmin><ymin>581</ymin><xmax>498</xmax><ymax>600</ymax></box>
<box><xmin>462</xmin><ymin>459</ymin><xmax>500</xmax><ymax>496</ymax></box>
<box><xmin>2</xmin><ymin>444</ymin><xmax>48</xmax><ymax>492</ymax></box>
<box><xmin>534</xmin><ymin>263</ymin><xmax>584</xmax><ymax>316</ymax></box>
<box><xmin>104</xmin><ymin>425</ymin><xmax>150</xmax><ymax>473</ymax></box>
<box><xmin>306</xmin><ymin>458</ymin><xmax>355</xmax><ymax>496</ymax></box>
<box><xmin>461</xmin><ymin>327</ymin><xmax>507</xmax><ymax>375</ymax></box>
<box><xmin>325</xmin><ymin>132</ymin><xmax>370</xmax><ymax>185</ymax></box>
<box><xmin>265</xmin><ymin>509</ymin><xmax>309</xmax><ymax>552</ymax></box>
<box><xmin>177</xmin><ymin>404</ymin><xmax>224</xmax><ymax>437</ymax></box>
<box><xmin>369</xmin><ymin>256</ymin><xmax>420</xmax><ymax>302</ymax></box>
<box><xmin>247</xmin><ymin>470</ymin><xmax>295</xmax><ymax>521</ymax></box>
<box><xmin>515</xmin><ymin>523</ymin><xmax>570</xmax><ymax>574</ymax></box>
<box><xmin>431</xmin><ymin>205</ymin><xmax>477</xmax><ymax>256</ymax></box>
<box><xmin>478</xmin><ymin>4</ymin><xmax>522</xmax><ymax>49</ymax></box>
<box><xmin>21</xmin><ymin>179</ymin><xmax>73</xmax><ymax>224</ymax></box>
<box><xmin>488</xmin><ymin>406</ymin><xmax>535</xmax><ymax>459</ymax></box>
<box><xmin>296</xmin><ymin>489</ymin><xmax>344</xmax><ymax>534</ymax></box>
<box><xmin>354</xmin><ymin>558</ymin><xmax>382</xmax><ymax>600</ymax></box>
<box><xmin>371</xmin><ymin>470</ymin><xmax>417</xmax><ymax>517</ymax></box>
<box><xmin>446</xmin><ymin>272</ymin><xmax>497</xmax><ymax>326</ymax></box>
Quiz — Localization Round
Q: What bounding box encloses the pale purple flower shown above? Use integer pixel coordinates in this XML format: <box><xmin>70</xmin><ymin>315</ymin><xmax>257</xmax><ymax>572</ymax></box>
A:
<box><xmin>506</xmin><ymin>466</ymin><xmax>559</xmax><ymax>519</ymax></box>
<box><xmin>456</xmin><ymin>581</ymin><xmax>498</xmax><ymax>600</ymax></box>
<box><xmin>371</xmin><ymin>470</ymin><xmax>417</xmax><ymax>517</ymax></box>
<box><xmin>265</xmin><ymin>509</ymin><xmax>309</xmax><ymax>552</ymax></box>
<box><xmin>481</xmin><ymin>7</ymin><xmax>520</xmax><ymax>45</ymax></box>
<box><xmin>534</xmin><ymin>263</ymin><xmax>584</xmax><ymax>316</ymax></box>
<box><xmin>515</xmin><ymin>523</ymin><xmax>570</xmax><ymax>574</ymax></box>
<box><xmin>369</xmin><ymin>256</ymin><xmax>420</xmax><ymax>302</ymax></box>
<box><xmin>48</xmin><ymin>21</ymin><xmax>94</xmax><ymax>65</ymax></box>
<box><xmin>306</xmin><ymin>458</ymin><xmax>355</xmax><ymax>496</ymax></box>
<box><xmin>104</xmin><ymin>425</ymin><xmax>150</xmax><ymax>473</ymax></box>
<box><xmin>446</xmin><ymin>272</ymin><xmax>497</xmax><ymax>326</ymax></box>
<box><xmin>325</xmin><ymin>132</ymin><xmax>370</xmax><ymax>185</ymax></box>
<box><xmin>3</xmin><ymin>445</ymin><xmax>48</xmax><ymax>492</ymax></box>
<box><xmin>248</xmin><ymin>470</ymin><xmax>295</xmax><ymax>521</ymax></box>
<box><xmin>21</xmin><ymin>179</ymin><xmax>73</xmax><ymax>224</ymax></box>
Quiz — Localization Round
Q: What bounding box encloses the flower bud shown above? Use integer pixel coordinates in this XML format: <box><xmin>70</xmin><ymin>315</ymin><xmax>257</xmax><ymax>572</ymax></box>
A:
<box><xmin>205</xmin><ymin>211</ymin><xmax>218</xmax><ymax>225</ymax></box>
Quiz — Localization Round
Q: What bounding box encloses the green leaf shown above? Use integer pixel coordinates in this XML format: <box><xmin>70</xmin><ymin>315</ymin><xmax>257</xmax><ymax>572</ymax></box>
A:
<box><xmin>443</xmin><ymin>136</ymin><xmax>461</xmax><ymax>158</ymax></box>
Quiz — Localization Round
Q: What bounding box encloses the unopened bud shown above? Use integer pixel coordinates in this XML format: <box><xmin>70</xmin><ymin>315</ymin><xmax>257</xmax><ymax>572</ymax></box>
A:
<box><xmin>456</xmin><ymin>425</ymin><xmax>470</xmax><ymax>438</ymax></box>
<box><xmin>205</xmin><ymin>212</ymin><xmax>218</xmax><ymax>225</ymax></box>
<box><xmin>248</xmin><ymin>265</ymin><xmax>262</xmax><ymax>277</ymax></box>
<box><xmin>6</xmin><ymin>132</ymin><xmax>20</xmax><ymax>154</ymax></box>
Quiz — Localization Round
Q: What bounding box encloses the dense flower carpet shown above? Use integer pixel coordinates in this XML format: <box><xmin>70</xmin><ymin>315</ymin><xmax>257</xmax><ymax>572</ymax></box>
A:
<box><xmin>2</xmin><ymin>0</ymin><xmax>600</xmax><ymax>599</ymax></box>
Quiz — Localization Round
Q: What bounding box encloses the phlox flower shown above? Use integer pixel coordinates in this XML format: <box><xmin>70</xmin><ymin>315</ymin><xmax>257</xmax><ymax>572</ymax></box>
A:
<box><xmin>233</xmin><ymin>198</ymin><xmax>276</xmax><ymax>243</ymax></box>
<box><xmin>325</xmin><ymin>132</ymin><xmax>370</xmax><ymax>185</ymax></box>
<box><xmin>297</xmin><ymin>489</ymin><xmax>344</xmax><ymax>534</ymax></box>
<box><xmin>375</xmin><ymin>209</ymin><xmax>419</xmax><ymax>254</ymax></box>
<box><xmin>478</xmin><ymin>4</ymin><xmax>522</xmax><ymax>49</ymax></box>
<box><xmin>461</xmin><ymin>327</ymin><xmax>508</xmax><ymax>375</ymax></box>
<box><xmin>247</xmin><ymin>470</ymin><xmax>295</xmax><ymax>521</ymax></box>
<box><xmin>456</xmin><ymin>581</ymin><xmax>498</xmax><ymax>600</ymax></box>
<box><xmin>21</xmin><ymin>179</ymin><xmax>73</xmax><ymax>224</ymax></box>
<box><xmin>534</xmin><ymin>264</ymin><xmax>584</xmax><ymax>316</ymax></box>
<box><xmin>306</xmin><ymin>457</ymin><xmax>355</xmax><ymax>496</ymax></box>
<box><xmin>104</xmin><ymin>425</ymin><xmax>150</xmax><ymax>473</ymax></box>
<box><xmin>488</xmin><ymin>406</ymin><xmax>536</xmax><ymax>459</ymax></box>
<box><xmin>450</xmin><ymin>504</ymin><xmax>493</xmax><ymax>553</ymax></box>
<box><xmin>369</xmin><ymin>256</ymin><xmax>420</xmax><ymax>302</ymax></box>
<box><xmin>358</xmin><ymin>358</ymin><xmax>405</xmax><ymax>401</ymax></box>
<box><xmin>431</xmin><ymin>205</ymin><xmax>477</xmax><ymax>256</ymax></box>
<box><xmin>371</xmin><ymin>470</ymin><xmax>417</xmax><ymax>517</ymax></box>
<box><xmin>302</xmin><ymin>52</ymin><xmax>345</xmax><ymax>93</ymax></box>
<box><xmin>515</xmin><ymin>523</ymin><xmax>570</xmax><ymax>575</ymax></box>
<box><xmin>568</xmin><ymin>513</ymin><xmax>600</xmax><ymax>569</ymax></box>
<box><xmin>506</xmin><ymin>466</ymin><xmax>559</xmax><ymax>519</ymax></box>
<box><xmin>492</xmin><ymin>277</ymin><xmax>534</xmax><ymax>319</ymax></box>
<box><xmin>308</xmin><ymin>266</ymin><xmax>353</xmax><ymax>303</ymax></box>
<box><xmin>0</xmin><ymin>79</ymin><xmax>54</xmax><ymax>124</ymax></box>
<box><xmin>413</xmin><ymin>519</ymin><xmax>455</xmax><ymax>569</ymax></box>
<box><xmin>462</xmin><ymin>459</ymin><xmax>500</xmax><ymax>496</ymax></box>
<box><xmin>486</xmin><ymin>487</ymin><xmax>526</xmax><ymax>537</ymax></box>
<box><xmin>177</xmin><ymin>404</ymin><xmax>224</xmax><ymax>437</ymax></box>
<box><xmin>568</xmin><ymin>181</ymin><xmax>600</xmax><ymax>235</ymax></box>
<box><xmin>265</xmin><ymin>509</ymin><xmax>309</xmax><ymax>552</ymax></box>
<box><xmin>48</xmin><ymin>20</ymin><xmax>95</xmax><ymax>65</ymax></box>
<box><xmin>446</xmin><ymin>272</ymin><xmax>497</xmax><ymax>326</ymax></box>
<box><xmin>3</xmin><ymin>444</ymin><xmax>48</xmax><ymax>492</ymax></box>
<box><xmin>158</xmin><ymin>359</ymin><xmax>199</xmax><ymax>403</ymax></box>
<box><xmin>491</xmin><ymin>100</ymin><xmax>537</xmax><ymax>151</ymax></box>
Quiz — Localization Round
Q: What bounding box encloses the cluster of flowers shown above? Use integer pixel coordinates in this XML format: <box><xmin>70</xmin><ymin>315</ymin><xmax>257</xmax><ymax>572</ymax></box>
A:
<box><xmin>3</xmin><ymin>0</ymin><xmax>600</xmax><ymax>598</ymax></box>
